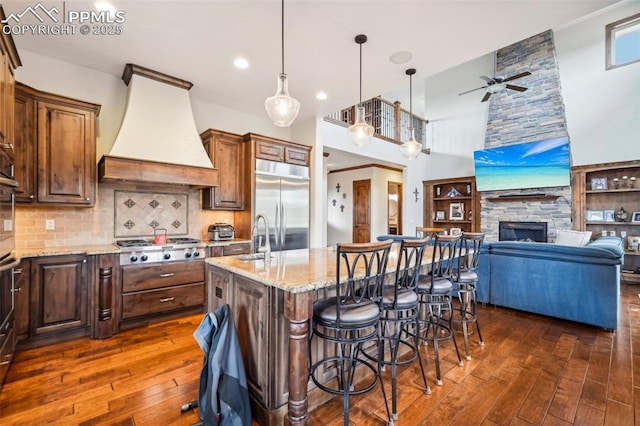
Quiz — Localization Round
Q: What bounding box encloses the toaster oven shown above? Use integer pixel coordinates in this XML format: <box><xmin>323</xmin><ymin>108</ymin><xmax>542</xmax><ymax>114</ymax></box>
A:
<box><xmin>208</xmin><ymin>223</ymin><xmax>235</xmax><ymax>241</ymax></box>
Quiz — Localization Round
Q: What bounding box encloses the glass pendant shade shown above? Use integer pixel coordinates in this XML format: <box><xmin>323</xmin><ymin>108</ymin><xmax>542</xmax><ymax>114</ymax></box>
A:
<box><xmin>400</xmin><ymin>127</ymin><xmax>422</xmax><ymax>159</ymax></box>
<box><xmin>265</xmin><ymin>73</ymin><xmax>300</xmax><ymax>127</ymax></box>
<box><xmin>348</xmin><ymin>106</ymin><xmax>374</xmax><ymax>146</ymax></box>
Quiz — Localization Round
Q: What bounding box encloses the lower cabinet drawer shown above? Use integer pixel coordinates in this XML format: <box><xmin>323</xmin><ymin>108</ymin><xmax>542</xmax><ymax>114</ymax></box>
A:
<box><xmin>122</xmin><ymin>282</ymin><xmax>205</xmax><ymax>319</ymax></box>
<box><xmin>0</xmin><ymin>327</ymin><xmax>14</xmax><ymax>390</ymax></box>
<box><xmin>222</xmin><ymin>244</ymin><xmax>251</xmax><ymax>256</ymax></box>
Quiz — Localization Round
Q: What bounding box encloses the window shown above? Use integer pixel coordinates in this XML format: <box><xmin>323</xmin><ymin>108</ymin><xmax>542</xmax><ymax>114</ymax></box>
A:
<box><xmin>606</xmin><ymin>12</ymin><xmax>640</xmax><ymax>70</ymax></box>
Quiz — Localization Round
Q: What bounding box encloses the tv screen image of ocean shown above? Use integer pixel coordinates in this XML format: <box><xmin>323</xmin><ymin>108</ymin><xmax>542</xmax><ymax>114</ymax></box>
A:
<box><xmin>475</xmin><ymin>165</ymin><xmax>570</xmax><ymax>191</ymax></box>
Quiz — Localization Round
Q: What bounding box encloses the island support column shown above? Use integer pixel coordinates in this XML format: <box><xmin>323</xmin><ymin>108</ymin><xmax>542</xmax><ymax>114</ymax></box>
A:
<box><xmin>284</xmin><ymin>291</ymin><xmax>313</xmax><ymax>425</ymax></box>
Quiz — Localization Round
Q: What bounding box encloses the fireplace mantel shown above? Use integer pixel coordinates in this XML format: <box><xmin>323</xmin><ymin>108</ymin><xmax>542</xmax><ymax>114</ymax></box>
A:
<box><xmin>486</xmin><ymin>195</ymin><xmax>560</xmax><ymax>203</ymax></box>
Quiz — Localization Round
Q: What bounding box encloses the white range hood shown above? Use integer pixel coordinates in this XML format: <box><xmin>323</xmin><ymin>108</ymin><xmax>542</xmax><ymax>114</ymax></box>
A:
<box><xmin>99</xmin><ymin>64</ymin><xmax>218</xmax><ymax>188</ymax></box>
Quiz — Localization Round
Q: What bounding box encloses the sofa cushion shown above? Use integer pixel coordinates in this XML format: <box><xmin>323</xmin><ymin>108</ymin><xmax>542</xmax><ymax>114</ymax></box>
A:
<box><xmin>555</xmin><ymin>229</ymin><xmax>592</xmax><ymax>246</ymax></box>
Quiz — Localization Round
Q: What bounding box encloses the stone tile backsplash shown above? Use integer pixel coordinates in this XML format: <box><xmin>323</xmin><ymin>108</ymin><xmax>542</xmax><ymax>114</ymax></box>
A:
<box><xmin>114</xmin><ymin>190</ymin><xmax>189</xmax><ymax>238</ymax></box>
<box><xmin>15</xmin><ymin>182</ymin><xmax>233</xmax><ymax>249</ymax></box>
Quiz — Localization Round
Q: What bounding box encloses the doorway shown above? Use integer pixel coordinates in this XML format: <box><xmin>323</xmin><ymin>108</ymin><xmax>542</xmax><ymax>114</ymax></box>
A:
<box><xmin>387</xmin><ymin>181</ymin><xmax>402</xmax><ymax>235</ymax></box>
<box><xmin>352</xmin><ymin>179</ymin><xmax>371</xmax><ymax>243</ymax></box>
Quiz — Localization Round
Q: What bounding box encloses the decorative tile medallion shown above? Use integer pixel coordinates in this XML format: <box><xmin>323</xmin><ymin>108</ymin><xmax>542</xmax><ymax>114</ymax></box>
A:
<box><xmin>115</xmin><ymin>190</ymin><xmax>189</xmax><ymax>238</ymax></box>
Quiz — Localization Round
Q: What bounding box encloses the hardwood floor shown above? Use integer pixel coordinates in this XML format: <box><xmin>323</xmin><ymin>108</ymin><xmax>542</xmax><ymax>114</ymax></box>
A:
<box><xmin>1</xmin><ymin>283</ymin><xmax>638</xmax><ymax>425</ymax></box>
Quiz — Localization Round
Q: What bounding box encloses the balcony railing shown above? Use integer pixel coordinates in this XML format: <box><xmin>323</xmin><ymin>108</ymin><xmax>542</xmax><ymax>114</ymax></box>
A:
<box><xmin>324</xmin><ymin>97</ymin><xmax>429</xmax><ymax>152</ymax></box>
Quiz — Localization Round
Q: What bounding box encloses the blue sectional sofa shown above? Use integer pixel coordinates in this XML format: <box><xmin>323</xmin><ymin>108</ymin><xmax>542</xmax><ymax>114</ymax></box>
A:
<box><xmin>377</xmin><ymin>234</ymin><xmax>623</xmax><ymax>330</ymax></box>
<box><xmin>485</xmin><ymin>236</ymin><xmax>624</xmax><ymax>330</ymax></box>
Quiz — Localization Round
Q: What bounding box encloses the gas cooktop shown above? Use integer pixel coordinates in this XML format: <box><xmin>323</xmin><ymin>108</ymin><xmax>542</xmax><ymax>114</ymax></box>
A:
<box><xmin>116</xmin><ymin>237</ymin><xmax>201</xmax><ymax>248</ymax></box>
<box><xmin>116</xmin><ymin>237</ymin><xmax>205</xmax><ymax>264</ymax></box>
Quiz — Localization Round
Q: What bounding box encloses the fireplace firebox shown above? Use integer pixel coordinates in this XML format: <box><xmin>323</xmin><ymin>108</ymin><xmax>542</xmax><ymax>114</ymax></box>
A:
<box><xmin>499</xmin><ymin>221</ymin><xmax>548</xmax><ymax>243</ymax></box>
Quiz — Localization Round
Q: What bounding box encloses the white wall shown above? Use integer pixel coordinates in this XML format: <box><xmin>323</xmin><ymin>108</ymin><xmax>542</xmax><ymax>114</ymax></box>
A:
<box><xmin>326</xmin><ymin>166</ymin><xmax>403</xmax><ymax>245</ymax></box>
<box><xmin>554</xmin><ymin>1</ymin><xmax>640</xmax><ymax>165</ymax></box>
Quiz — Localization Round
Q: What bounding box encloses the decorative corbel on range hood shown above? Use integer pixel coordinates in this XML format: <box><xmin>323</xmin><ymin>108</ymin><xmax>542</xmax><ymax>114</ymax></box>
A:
<box><xmin>98</xmin><ymin>64</ymin><xmax>219</xmax><ymax>188</ymax></box>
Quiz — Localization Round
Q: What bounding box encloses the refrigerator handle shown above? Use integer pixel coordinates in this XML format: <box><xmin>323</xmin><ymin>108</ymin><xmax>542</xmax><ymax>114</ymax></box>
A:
<box><xmin>274</xmin><ymin>201</ymin><xmax>280</xmax><ymax>248</ymax></box>
<box><xmin>281</xmin><ymin>201</ymin><xmax>287</xmax><ymax>250</ymax></box>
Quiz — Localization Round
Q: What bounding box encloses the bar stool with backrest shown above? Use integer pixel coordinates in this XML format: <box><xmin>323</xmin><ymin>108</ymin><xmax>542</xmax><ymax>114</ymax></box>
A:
<box><xmin>309</xmin><ymin>240</ymin><xmax>393</xmax><ymax>426</ymax></box>
<box><xmin>416</xmin><ymin>234</ymin><xmax>464</xmax><ymax>386</ymax></box>
<box><xmin>453</xmin><ymin>232</ymin><xmax>486</xmax><ymax>360</ymax></box>
<box><xmin>377</xmin><ymin>237</ymin><xmax>431</xmax><ymax>420</ymax></box>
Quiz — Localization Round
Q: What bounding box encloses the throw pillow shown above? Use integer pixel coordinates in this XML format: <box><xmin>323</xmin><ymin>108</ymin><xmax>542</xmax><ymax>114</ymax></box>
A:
<box><xmin>555</xmin><ymin>229</ymin><xmax>592</xmax><ymax>246</ymax></box>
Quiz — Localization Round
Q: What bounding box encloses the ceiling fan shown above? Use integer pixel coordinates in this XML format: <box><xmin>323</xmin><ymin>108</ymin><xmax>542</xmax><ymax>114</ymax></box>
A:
<box><xmin>459</xmin><ymin>71</ymin><xmax>532</xmax><ymax>102</ymax></box>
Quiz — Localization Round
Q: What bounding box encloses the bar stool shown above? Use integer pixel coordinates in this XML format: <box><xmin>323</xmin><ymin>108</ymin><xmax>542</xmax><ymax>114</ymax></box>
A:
<box><xmin>377</xmin><ymin>237</ymin><xmax>431</xmax><ymax>420</ymax></box>
<box><xmin>453</xmin><ymin>232</ymin><xmax>485</xmax><ymax>360</ymax></box>
<box><xmin>416</xmin><ymin>234</ymin><xmax>464</xmax><ymax>386</ymax></box>
<box><xmin>309</xmin><ymin>240</ymin><xmax>393</xmax><ymax>426</ymax></box>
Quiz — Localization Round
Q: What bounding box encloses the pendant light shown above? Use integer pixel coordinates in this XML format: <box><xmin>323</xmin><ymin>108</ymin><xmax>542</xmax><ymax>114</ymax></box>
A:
<box><xmin>265</xmin><ymin>0</ymin><xmax>300</xmax><ymax>127</ymax></box>
<box><xmin>400</xmin><ymin>68</ymin><xmax>423</xmax><ymax>159</ymax></box>
<box><xmin>348</xmin><ymin>34</ymin><xmax>374</xmax><ymax>146</ymax></box>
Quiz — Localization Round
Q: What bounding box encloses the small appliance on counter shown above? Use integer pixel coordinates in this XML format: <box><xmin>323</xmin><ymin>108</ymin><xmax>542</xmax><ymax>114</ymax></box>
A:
<box><xmin>208</xmin><ymin>223</ymin><xmax>235</xmax><ymax>241</ymax></box>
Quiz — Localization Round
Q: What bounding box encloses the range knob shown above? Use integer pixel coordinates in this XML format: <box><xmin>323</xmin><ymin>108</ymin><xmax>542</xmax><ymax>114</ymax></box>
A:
<box><xmin>193</xmin><ymin>251</ymin><xmax>200</xmax><ymax>258</ymax></box>
<box><xmin>141</xmin><ymin>254</ymin><xmax>148</xmax><ymax>262</ymax></box>
<box><xmin>164</xmin><ymin>253</ymin><xmax>171</xmax><ymax>260</ymax></box>
<box><xmin>185</xmin><ymin>252</ymin><xmax>192</xmax><ymax>258</ymax></box>
<box><xmin>129</xmin><ymin>255</ymin><xmax>138</xmax><ymax>262</ymax></box>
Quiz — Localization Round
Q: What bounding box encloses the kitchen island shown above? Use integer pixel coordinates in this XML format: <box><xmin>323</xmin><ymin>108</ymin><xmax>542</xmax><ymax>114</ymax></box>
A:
<box><xmin>205</xmin><ymin>244</ymin><xmax>435</xmax><ymax>425</ymax></box>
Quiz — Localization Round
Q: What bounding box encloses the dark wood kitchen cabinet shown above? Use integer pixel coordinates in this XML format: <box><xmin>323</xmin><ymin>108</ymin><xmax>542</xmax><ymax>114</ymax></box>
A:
<box><xmin>13</xmin><ymin>259</ymin><xmax>29</xmax><ymax>342</ymax></box>
<box><xmin>209</xmin><ymin>242</ymin><xmax>251</xmax><ymax>257</ymax></box>
<box><xmin>13</xmin><ymin>89</ymin><xmax>35</xmax><ymax>202</ymax></box>
<box><xmin>0</xmin><ymin>9</ymin><xmax>20</xmax><ymax>162</ymax></box>
<box><xmin>118</xmin><ymin>261</ymin><xmax>205</xmax><ymax>331</ymax></box>
<box><xmin>29</xmin><ymin>255</ymin><xmax>89</xmax><ymax>341</ymax></box>
<box><xmin>200</xmin><ymin>129</ymin><xmax>246</xmax><ymax>210</ymax></box>
<box><xmin>207</xmin><ymin>264</ymin><xmax>289</xmax><ymax>424</ymax></box>
<box><xmin>250</xmin><ymin>133</ymin><xmax>310</xmax><ymax>166</ymax></box>
<box><xmin>14</xmin><ymin>82</ymin><xmax>100</xmax><ymax>205</ymax></box>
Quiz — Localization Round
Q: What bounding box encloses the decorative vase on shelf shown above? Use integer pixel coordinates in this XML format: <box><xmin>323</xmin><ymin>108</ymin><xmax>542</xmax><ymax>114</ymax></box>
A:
<box><xmin>615</xmin><ymin>206</ymin><xmax>628</xmax><ymax>222</ymax></box>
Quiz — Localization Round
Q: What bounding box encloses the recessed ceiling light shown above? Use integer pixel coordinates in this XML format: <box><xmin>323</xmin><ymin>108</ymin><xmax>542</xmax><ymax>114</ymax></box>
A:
<box><xmin>316</xmin><ymin>92</ymin><xmax>328</xmax><ymax>100</ymax></box>
<box><xmin>389</xmin><ymin>51</ymin><xmax>413</xmax><ymax>64</ymax></box>
<box><xmin>94</xmin><ymin>1</ymin><xmax>116</xmax><ymax>14</ymax></box>
<box><xmin>234</xmin><ymin>58</ymin><xmax>249</xmax><ymax>69</ymax></box>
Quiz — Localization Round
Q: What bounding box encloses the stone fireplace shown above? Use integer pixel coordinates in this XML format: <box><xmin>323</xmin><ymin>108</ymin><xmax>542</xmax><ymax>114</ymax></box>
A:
<box><xmin>480</xmin><ymin>30</ymin><xmax>573</xmax><ymax>242</ymax></box>
<box><xmin>499</xmin><ymin>221</ymin><xmax>548</xmax><ymax>243</ymax></box>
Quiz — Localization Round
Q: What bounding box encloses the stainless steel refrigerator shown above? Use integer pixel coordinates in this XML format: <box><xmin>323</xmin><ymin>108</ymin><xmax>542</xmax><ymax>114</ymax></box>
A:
<box><xmin>254</xmin><ymin>159</ymin><xmax>310</xmax><ymax>251</ymax></box>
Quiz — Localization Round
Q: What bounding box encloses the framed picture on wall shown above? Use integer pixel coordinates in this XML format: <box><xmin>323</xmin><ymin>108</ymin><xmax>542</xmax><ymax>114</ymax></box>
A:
<box><xmin>632</xmin><ymin>212</ymin><xmax>640</xmax><ymax>223</ymax></box>
<box><xmin>450</xmin><ymin>202</ymin><xmax>464</xmax><ymax>221</ymax></box>
<box><xmin>435</xmin><ymin>210</ymin><xmax>446</xmax><ymax>220</ymax></box>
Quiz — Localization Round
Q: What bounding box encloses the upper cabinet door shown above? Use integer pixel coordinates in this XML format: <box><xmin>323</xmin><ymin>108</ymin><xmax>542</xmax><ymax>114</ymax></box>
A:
<box><xmin>36</xmin><ymin>100</ymin><xmax>97</xmax><ymax>205</ymax></box>
<box><xmin>201</xmin><ymin>130</ymin><xmax>245</xmax><ymax>210</ymax></box>
<box><xmin>13</xmin><ymin>89</ymin><xmax>36</xmax><ymax>203</ymax></box>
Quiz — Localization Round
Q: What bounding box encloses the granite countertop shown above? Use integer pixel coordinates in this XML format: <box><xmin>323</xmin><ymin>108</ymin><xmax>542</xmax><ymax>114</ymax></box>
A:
<box><xmin>16</xmin><ymin>244</ymin><xmax>121</xmax><ymax>259</ymax></box>
<box><xmin>205</xmin><ymin>244</ymin><xmax>438</xmax><ymax>294</ymax></box>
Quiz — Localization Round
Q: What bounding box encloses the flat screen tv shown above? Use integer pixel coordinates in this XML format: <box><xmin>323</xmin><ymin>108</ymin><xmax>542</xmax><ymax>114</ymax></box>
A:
<box><xmin>473</xmin><ymin>137</ymin><xmax>570</xmax><ymax>192</ymax></box>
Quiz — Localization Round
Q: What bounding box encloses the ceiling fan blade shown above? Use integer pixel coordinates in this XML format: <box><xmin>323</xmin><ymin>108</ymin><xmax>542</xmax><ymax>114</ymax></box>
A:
<box><xmin>479</xmin><ymin>75</ymin><xmax>494</xmax><ymax>83</ymax></box>
<box><xmin>505</xmin><ymin>84</ymin><xmax>528</xmax><ymax>92</ymax></box>
<box><xmin>458</xmin><ymin>86</ymin><xmax>488</xmax><ymax>96</ymax></box>
<box><xmin>481</xmin><ymin>92</ymin><xmax>492</xmax><ymax>102</ymax></box>
<box><xmin>503</xmin><ymin>71</ymin><xmax>531</xmax><ymax>82</ymax></box>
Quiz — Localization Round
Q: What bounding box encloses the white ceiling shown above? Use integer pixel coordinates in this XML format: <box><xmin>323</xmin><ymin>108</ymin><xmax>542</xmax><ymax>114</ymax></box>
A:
<box><xmin>3</xmin><ymin>0</ymin><xmax>623</xmax><ymax>170</ymax></box>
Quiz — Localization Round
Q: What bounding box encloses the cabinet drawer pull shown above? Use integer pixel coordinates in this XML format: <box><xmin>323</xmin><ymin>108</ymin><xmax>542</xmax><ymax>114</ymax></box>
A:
<box><xmin>160</xmin><ymin>297</ymin><xmax>175</xmax><ymax>303</ymax></box>
<box><xmin>1</xmin><ymin>143</ymin><xmax>14</xmax><ymax>150</ymax></box>
<box><xmin>11</xmin><ymin>287</ymin><xmax>21</xmax><ymax>292</ymax></box>
<box><xmin>0</xmin><ymin>360</ymin><xmax>10</xmax><ymax>366</ymax></box>
<box><xmin>13</xmin><ymin>269</ymin><xmax>22</xmax><ymax>275</ymax></box>
<box><xmin>229</xmin><ymin>247</ymin><xmax>244</xmax><ymax>252</ymax></box>
<box><xmin>159</xmin><ymin>273</ymin><xmax>175</xmax><ymax>278</ymax></box>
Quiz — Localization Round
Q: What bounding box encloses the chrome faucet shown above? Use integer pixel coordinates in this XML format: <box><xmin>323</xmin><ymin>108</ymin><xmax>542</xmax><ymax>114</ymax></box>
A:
<box><xmin>253</xmin><ymin>214</ymin><xmax>271</xmax><ymax>260</ymax></box>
